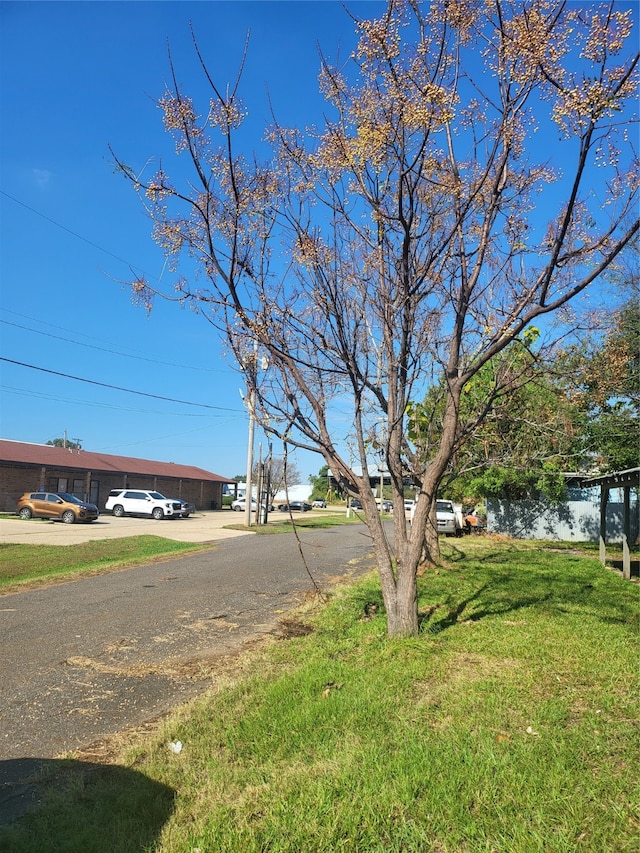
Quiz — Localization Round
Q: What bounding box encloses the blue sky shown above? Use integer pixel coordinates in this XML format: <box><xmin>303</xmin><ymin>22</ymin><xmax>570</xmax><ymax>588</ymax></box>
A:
<box><xmin>0</xmin><ymin>1</ymin><xmax>385</xmax><ymax>482</ymax></box>
<box><xmin>0</xmin><ymin>1</ymin><xmax>636</xmax><ymax>485</ymax></box>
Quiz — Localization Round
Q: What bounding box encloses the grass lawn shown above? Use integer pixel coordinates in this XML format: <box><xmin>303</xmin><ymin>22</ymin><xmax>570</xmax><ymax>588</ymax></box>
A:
<box><xmin>225</xmin><ymin>511</ymin><xmax>365</xmax><ymax>533</ymax></box>
<box><xmin>0</xmin><ymin>538</ymin><xmax>637</xmax><ymax>852</ymax></box>
<box><xmin>0</xmin><ymin>536</ymin><xmax>212</xmax><ymax>593</ymax></box>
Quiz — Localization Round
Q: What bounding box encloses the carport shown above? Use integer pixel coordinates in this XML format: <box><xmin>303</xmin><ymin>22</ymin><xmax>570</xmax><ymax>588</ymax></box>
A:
<box><xmin>580</xmin><ymin>468</ymin><xmax>640</xmax><ymax>580</ymax></box>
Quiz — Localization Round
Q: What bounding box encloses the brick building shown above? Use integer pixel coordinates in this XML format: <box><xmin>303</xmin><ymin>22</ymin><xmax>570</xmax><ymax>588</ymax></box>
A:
<box><xmin>0</xmin><ymin>439</ymin><xmax>234</xmax><ymax>513</ymax></box>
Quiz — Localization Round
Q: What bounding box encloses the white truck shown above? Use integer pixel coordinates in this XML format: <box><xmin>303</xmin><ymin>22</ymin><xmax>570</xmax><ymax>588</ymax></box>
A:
<box><xmin>406</xmin><ymin>497</ymin><xmax>465</xmax><ymax>536</ymax></box>
<box><xmin>436</xmin><ymin>499</ymin><xmax>464</xmax><ymax>537</ymax></box>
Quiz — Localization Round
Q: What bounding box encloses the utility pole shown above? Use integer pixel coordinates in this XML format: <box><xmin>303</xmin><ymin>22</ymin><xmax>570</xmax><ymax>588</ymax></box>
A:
<box><xmin>255</xmin><ymin>442</ymin><xmax>263</xmax><ymax>525</ymax></box>
<box><xmin>263</xmin><ymin>442</ymin><xmax>273</xmax><ymax>524</ymax></box>
<box><xmin>244</xmin><ymin>386</ymin><xmax>256</xmax><ymax>528</ymax></box>
<box><xmin>243</xmin><ymin>342</ymin><xmax>266</xmax><ymax>527</ymax></box>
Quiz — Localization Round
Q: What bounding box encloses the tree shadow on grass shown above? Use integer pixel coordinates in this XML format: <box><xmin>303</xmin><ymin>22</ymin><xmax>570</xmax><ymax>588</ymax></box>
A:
<box><xmin>419</xmin><ymin>583</ymin><xmax>554</xmax><ymax>634</ymax></box>
<box><xmin>418</xmin><ymin>543</ymin><xmax>636</xmax><ymax>633</ymax></box>
<box><xmin>0</xmin><ymin>757</ymin><xmax>174</xmax><ymax>852</ymax></box>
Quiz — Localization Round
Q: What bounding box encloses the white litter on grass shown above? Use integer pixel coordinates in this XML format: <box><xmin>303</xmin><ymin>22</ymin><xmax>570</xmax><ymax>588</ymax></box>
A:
<box><xmin>169</xmin><ymin>740</ymin><xmax>183</xmax><ymax>754</ymax></box>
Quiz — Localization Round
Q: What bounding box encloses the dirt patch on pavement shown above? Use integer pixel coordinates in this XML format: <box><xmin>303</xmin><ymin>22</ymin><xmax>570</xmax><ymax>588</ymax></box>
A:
<box><xmin>0</xmin><ymin>615</ymin><xmax>317</xmax><ymax>827</ymax></box>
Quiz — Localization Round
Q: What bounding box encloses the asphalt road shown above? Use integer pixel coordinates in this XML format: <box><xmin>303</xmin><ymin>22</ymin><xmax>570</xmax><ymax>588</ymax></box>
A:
<box><xmin>0</xmin><ymin>522</ymin><xmax>376</xmax><ymax>766</ymax></box>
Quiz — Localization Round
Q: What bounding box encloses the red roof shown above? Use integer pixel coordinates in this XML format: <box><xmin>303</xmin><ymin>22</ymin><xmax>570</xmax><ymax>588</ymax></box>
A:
<box><xmin>0</xmin><ymin>439</ymin><xmax>234</xmax><ymax>483</ymax></box>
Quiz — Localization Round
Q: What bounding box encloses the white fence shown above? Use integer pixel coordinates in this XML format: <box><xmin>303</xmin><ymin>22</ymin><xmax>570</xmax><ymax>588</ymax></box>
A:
<box><xmin>487</xmin><ymin>499</ymin><xmax>639</xmax><ymax>544</ymax></box>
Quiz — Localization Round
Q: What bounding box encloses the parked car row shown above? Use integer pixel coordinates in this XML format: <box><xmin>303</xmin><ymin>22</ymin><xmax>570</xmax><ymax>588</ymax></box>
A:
<box><xmin>232</xmin><ymin>498</ymin><xmax>322</xmax><ymax>513</ymax></box>
<box><xmin>15</xmin><ymin>490</ymin><xmax>481</xmax><ymax>536</ymax></box>
<box><xmin>349</xmin><ymin>497</ymin><xmax>479</xmax><ymax>537</ymax></box>
<box><xmin>16</xmin><ymin>488</ymin><xmax>327</xmax><ymax>524</ymax></box>
<box><xmin>15</xmin><ymin>489</ymin><xmax>196</xmax><ymax>524</ymax></box>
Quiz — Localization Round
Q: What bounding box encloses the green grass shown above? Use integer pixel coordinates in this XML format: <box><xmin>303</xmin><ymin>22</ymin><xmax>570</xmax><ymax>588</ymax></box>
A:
<box><xmin>0</xmin><ymin>536</ymin><xmax>212</xmax><ymax>592</ymax></box>
<box><xmin>1</xmin><ymin>539</ymin><xmax>638</xmax><ymax>852</ymax></box>
<box><xmin>226</xmin><ymin>511</ymin><xmax>364</xmax><ymax>533</ymax></box>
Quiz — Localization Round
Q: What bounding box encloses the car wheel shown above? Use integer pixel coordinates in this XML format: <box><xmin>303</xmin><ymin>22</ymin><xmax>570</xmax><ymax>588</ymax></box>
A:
<box><xmin>18</xmin><ymin>506</ymin><xmax>33</xmax><ymax>520</ymax></box>
<box><xmin>182</xmin><ymin>513</ymin><xmax>190</xmax><ymax>518</ymax></box>
<box><xmin>234</xmin><ymin>506</ymin><xmax>242</xmax><ymax>511</ymax></box>
<box><xmin>112</xmin><ymin>504</ymin><xmax>125</xmax><ymax>517</ymax></box>
<box><xmin>62</xmin><ymin>510</ymin><xmax>76</xmax><ymax>524</ymax></box>
<box><xmin>152</xmin><ymin>507</ymin><xmax>164</xmax><ymax>520</ymax></box>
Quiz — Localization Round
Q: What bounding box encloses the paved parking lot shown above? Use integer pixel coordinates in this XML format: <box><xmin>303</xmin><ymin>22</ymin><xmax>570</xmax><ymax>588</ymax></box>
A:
<box><xmin>0</xmin><ymin>510</ymin><xmax>255</xmax><ymax>545</ymax></box>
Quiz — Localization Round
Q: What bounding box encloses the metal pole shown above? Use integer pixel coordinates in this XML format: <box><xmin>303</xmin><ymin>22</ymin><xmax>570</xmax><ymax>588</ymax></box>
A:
<box><xmin>255</xmin><ymin>443</ymin><xmax>263</xmax><ymax>525</ymax></box>
<box><xmin>264</xmin><ymin>443</ymin><xmax>273</xmax><ymax>524</ymax></box>
<box><xmin>244</xmin><ymin>387</ymin><xmax>255</xmax><ymax>528</ymax></box>
<box><xmin>622</xmin><ymin>486</ymin><xmax>630</xmax><ymax>580</ymax></box>
<box><xmin>599</xmin><ymin>486</ymin><xmax>608</xmax><ymax>566</ymax></box>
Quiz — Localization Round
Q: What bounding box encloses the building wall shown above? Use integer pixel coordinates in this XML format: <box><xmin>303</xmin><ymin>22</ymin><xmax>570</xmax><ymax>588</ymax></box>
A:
<box><xmin>0</xmin><ymin>463</ymin><xmax>224</xmax><ymax>512</ymax></box>
<box><xmin>487</xmin><ymin>498</ymin><xmax>640</xmax><ymax>544</ymax></box>
<box><xmin>273</xmin><ymin>484</ymin><xmax>312</xmax><ymax>503</ymax></box>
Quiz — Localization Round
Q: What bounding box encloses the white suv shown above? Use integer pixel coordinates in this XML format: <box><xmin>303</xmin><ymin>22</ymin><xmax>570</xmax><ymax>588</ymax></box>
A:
<box><xmin>105</xmin><ymin>489</ymin><xmax>185</xmax><ymax>519</ymax></box>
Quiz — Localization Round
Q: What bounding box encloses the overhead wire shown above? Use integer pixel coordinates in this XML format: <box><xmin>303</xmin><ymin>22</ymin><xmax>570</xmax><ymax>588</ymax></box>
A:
<box><xmin>0</xmin><ymin>180</ymin><xmax>271</xmax><ymax>471</ymax></box>
<box><xmin>0</xmin><ymin>189</ymin><xmax>139</xmax><ymax>269</ymax></box>
<box><xmin>0</xmin><ymin>189</ymin><xmax>261</xmax><ymax>464</ymax></box>
<box><xmin>0</xmin><ymin>192</ymin><xmax>244</xmax><ymax>414</ymax></box>
<box><xmin>1</xmin><ymin>358</ymin><xmax>243</xmax><ymax>413</ymax></box>
<box><xmin>1</xmin><ymin>314</ymin><xmax>224</xmax><ymax>373</ymax></box>
<box><xmin>0</xmin><ymin>384</ymin><xmax>223</xmax><ymax>417</ymax></box>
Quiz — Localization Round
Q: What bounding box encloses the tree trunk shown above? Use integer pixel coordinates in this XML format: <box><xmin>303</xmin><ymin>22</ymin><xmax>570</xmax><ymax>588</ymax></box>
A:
<box><xmin>386</xmin><ymin>563</ymin><xmax>419</xmax><ymax>636</ymax></box>
<box><xmin>423</xmin><ymin>502</ymin><xmax>440</xmax><ymax>565</ymax></box>
<box><xmin>363</xmin><ymin>494</ymin><xmax>420</xmax><ymax>637</ymax></box>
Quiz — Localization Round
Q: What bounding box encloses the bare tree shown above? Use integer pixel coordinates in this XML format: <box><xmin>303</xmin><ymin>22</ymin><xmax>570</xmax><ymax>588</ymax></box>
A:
<box><xmin>112</xmin><ymin>0</ymin><xmax>638</xmax><ymax>636</ymax></box>
<box><xmin>253</xmin><ymin>457</ymin><xmax>302</xmax><ymax>501</ymax></box>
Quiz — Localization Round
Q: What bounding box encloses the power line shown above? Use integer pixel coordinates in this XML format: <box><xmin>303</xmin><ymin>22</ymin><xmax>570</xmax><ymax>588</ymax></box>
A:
<box><xmin>1</xmin><ymin>358</ymin><xmax>243</xmax><ymax>413</ymax></box>
<box><xmin>0</xmin><ymin>385</ymin><xmax>218</xmax><ymax>417</ymax></box>
<box><xmin>0</xmin><ymin>196</ymin><xmax>234</xmax><ymax>374</ymax></box>
<box><xmin>0</xmin><ymin>189</ymin><xmax>137</xmax><ymax>269</ymax></box>
<box><xmin>0</xmin><ymin>317</ymin><xmax>224</xmax><ymax>373</ymax></box>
